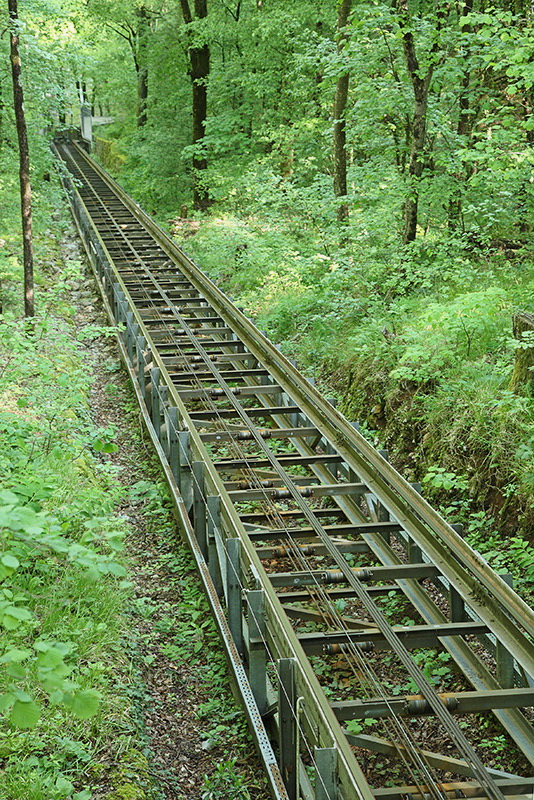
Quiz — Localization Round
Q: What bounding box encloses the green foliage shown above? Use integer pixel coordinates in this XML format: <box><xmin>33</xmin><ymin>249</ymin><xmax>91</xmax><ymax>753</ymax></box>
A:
<box><xmin>422</xmin><ymin>467</ymin><xmax>468</xmax><ymax>492</ymax></box>
<box><xmin>345</xmin><ymin>717</ymin><xmax>377</xmax><ymax>736</ymax></box>
<box><xmin>403</xmin><ymin>651</ymin><xmax>453</xmax><ymax>694</ymax></box>
<box><xmin>0</xmin><ymin>252</ymin><xmax>135</xmax><ymax>800</ymax></box>
<box><xmin>201</xmin><ymin>759</ymin><xmax>252</xmax><ymax>800</ymax></box>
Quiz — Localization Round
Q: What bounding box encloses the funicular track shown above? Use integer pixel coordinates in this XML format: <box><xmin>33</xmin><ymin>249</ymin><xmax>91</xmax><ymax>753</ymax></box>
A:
<box><xmin>54</xmin><ymin>138</ymin><xmax>534</xmax><ymax>800</ymax></box>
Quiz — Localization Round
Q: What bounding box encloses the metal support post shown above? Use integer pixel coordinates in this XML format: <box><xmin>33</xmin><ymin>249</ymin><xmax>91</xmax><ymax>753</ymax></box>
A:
<box><xmin>408</xmin><ymin>538</ymin><xmax>422</xmax><ymax>564</ymax></box>
<box><xmin>450</xmin><ymin>586</ymin><xmax>465</xmax><ymax>622</ymax></box>
<box><xmin>207</xmin><ymin>496</ymin><xmax>223</xmax><ymax>597</ymax></box>
<box><xmin>136</xmin><ymin>336</ymin><xmax>147</xmax><ymax>401</ymax></box>
<box><xmin>325</xmin><ymin>400</ymin><xmax>336</xmax><ymax>455</ymax></box>
<box><xmin>315</xmin><ymin>747</ymin><xmax>338</xmax><ymax>800</ymax></box>
<box><xmin>117</xmin><ymin>291</ymin><xmax>127</xmax><ymax>326</ymax></box>
<box><xmin>150</xmin><ymin>368</ymin><xmax>161</xmax><ymax>438</ymax></box>
<box><xmin>125</xmin><ymin>312</ymin><xmax>136</xmax><ymax>362</ymax></box>
<box><xmin>192</xmin><ymin>461</ymin><xmax>207</xmax><ymax>558</ymax></box>
<box><xmin>375</xmin><ymin>450</ymin><xmax>391</xmax><ymax>528</ymax></box>
<box><xmin>497</xmin><ymin>574</ymin><xmax>515</xmax><ymax>688</ymax></box>
<box><xmin>159</xmin><ymin>385</ymin><xmax>169</xmax><ymax>445</ymax></box>
<box><xmin>278</xmin><ymin>658</ymin><xmax>298</xmax><ymax>800</ymax></box>
<box><xmin>112</xmin><ymin>282</ymin><xmax>121</xmax><ymax>321</ymax></box>
<box><xmin>167</xmin><ymin>407</ymin><xmax>179</xmax><ymax>479</ymax></box>
<box><xmin>178</xmin><ymin>431</ymin><xmax>193</xmax><ymax>513</ymax></box>
<box><xmin>247</xmin><ymin>590</ymin><xmax>267</xmax><ymax>715</ymax></box>
<box><xmin>125</xmin><ymin>310</ymin><xmax>134</xmax><ymax>350</ymax></box>
<box><xmin>226</xmin><ymin>539</ymin><xmax>244</xmax><ymax>656</ymax></box>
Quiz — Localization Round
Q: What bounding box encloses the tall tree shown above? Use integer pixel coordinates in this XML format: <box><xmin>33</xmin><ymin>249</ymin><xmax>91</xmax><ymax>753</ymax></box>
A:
<box><xmin>448</xmin><ymin>0</ymin><xmax>473</xmax><ymax>230</ymax></box>
<box><xmin>89</xmin><ymin>1</ymin><xmax>154</xmax><ymax>128</ymax></box>
<box><xmin>333</xmin><ymin>0</ymin><xmax>351</xmax><ymax>224</ymax></box>
<box><xmin>396</xmin><ymin>0</ymin><xmax>444</xmax><ymax>244</ymax></box>
<box><xmin>179</xmin><ymin>0</ymin><xmax>210</xmax><ymax>210</ymax></box>
<box><xmin>8</xmin><ymin>0</ymin><xmax>34</xmax><ymax>318</ymax></box>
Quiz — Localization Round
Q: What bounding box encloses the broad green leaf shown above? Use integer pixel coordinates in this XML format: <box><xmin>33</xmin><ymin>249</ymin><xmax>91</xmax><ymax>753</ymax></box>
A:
<box><xmin>10</xmin><ymin>698</ymin><xmax>40</xmax><ymax>729</ymax></box>
<box><xmin>1</xmin><ymin>554</ymin><xmax>20</xmax><ymax>571</ymax></box>
<box><xmin>102</xmin><ymin>441</ymin><xmax>118</xmax><ymax>453</ymax></box>
<box><xmin>69</xmin><ymin>689</ymin><xmax>100</xmax><ymax>720</ymax></box>
<box><xmin>37</xmin><ymin>647</ymin><xmax>64</xmax><ymax>667</ymax></box>
<box><xmin>0</xmin><ymin>648</ymin><xmax>31</xmax><ymax>663</ymax></box>
<box><xmin>6</xmin><ymin>663</ymin><xmax>26</xmax><ymax>679</ymax></box>
<box><xmin>4</xmin><ymin>605</ymin><xmax>32</xmax><ymax>620</ymax></box>
<box><xmin>105</xmin><ymin>561</ymin><xmax>127</xmax><ymax>577</ymax></box>
<box><xmin>13</xmin><ymin>688</ymin><xmax>32</xmax><ymax>702</ymax></box>
<box><xmin>0</xmin><ymin>692</ymin><xmax>15</xmax><ymax>711</ymax></box>
<box><xmin>49</xmin><ymin>689</ymin><xmax>64</xmax><ymax>705</ymax></box>
<box><xmin>55</xmin><ymin>776</ymin><xmax>74</xmax><ymax>793</ymax></box>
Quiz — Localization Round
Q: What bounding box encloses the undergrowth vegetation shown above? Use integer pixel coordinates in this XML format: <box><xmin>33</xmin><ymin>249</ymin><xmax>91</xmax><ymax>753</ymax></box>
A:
<box><xmin>166</xmin><ymin>176</ymin><xmax>534</xmax><ymax>582</ymax></box>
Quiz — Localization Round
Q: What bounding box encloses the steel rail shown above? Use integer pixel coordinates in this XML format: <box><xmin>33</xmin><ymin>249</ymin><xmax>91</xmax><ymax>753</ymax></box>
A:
<box><xmin>54</xmin><ymin>138</ymin><xmax>534</xmax><ymax>800</ymax></box>
<box><xmin>54</xmin><ymin>140</ymin><xmax>376</xmax><ymax>800</ymax></box>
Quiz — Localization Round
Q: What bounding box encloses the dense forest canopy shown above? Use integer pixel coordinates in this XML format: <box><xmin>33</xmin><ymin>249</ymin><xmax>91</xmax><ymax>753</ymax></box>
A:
<box><xmin>2</xmin><ymin>0</ymin><xmax>533</xmax><ymax>237</ymax></box>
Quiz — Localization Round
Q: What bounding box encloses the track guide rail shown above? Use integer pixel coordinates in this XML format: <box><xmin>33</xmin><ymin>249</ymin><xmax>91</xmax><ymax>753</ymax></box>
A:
<box><xmin>54</xmin><ymin>138</ymin><xmax>534</xmax><ymax>800</ymax></box>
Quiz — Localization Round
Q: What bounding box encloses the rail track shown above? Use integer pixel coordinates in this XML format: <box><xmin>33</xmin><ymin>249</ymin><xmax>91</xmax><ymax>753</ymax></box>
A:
<box><xmin>54</xmin><ymin>138</ymin><xmax>534</xmax><ymax>800</ymax></box>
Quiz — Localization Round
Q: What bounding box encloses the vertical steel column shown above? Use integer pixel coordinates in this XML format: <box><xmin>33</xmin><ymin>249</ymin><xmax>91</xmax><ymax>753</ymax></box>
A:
<box><xmin>125</xmin><ymin>312</ymin><xmax>136</xmax><ymax>362</ymax></box>
<box><xmin>376</xmin><ymin>450</ymin><xmax>391</xmax><ymax>527</ymax></box>
<box><xmin>226</xmin><ymin>538</ymin><xmax>244</xmax><ymax>656</ymax></box>
<box><xmin>326</xmin><ymin>399</ymin><xmax>337</xmax><ymax>456</ymax></box>
<box><xmin>178</xmin><ymin>431</ymin><xmax>193</xmax><ymax>513</ymax></box>
<box><xmin>247</xmin><ymin>590</ymin><xmax>267</xmax><ymax>715</ymax></box>
<box><xmin>278</xmin><ymin>658</ymin><xmax>298</xmax><ymax>800</ymax></box>
<box><xmin>207</xmin><ymin>495</ymin><xmax>223</xmax><ymax>597</ymax></box>
<box><xmin>112</xmin><ymin>283</ymin><xmax>121</xmax><ymax>322</ymax></box>
<box><xmin>151</xmin><ymin>367</ymin><xmax>161</xmax><ymax>437</ymax></box>
<box><xmin>167</xmin><ymin>407</ymin><xmax>179</xmax><ymax>479</ymax></box>
<box><xmin>136</xmin><ymin>336</ymin><xmax>147</xmax><ymax>402</ymax></box>
<box><xmin>497</xmin><ymin>573</ymin><xmax>515</xmax><ymax>688</ymax></box>
<box><xmin>450</xmin><ymin>586</ymin><xmax>465</xmax><ymax>622</ymax></box>
<box><xmin>192</xmin><ymin>461</ymin><xmax>207</xmax><ymax>558</ymax></box>
<box><xmin>408</xmin><ymin>538</ymin><xmax>422</xmax><ymax>564</ymax></box>
<box><xmin>315</xmin><ymin>747</ymin><xmax>338</xmax><ymax>800</ymax></box>
<box><xmin>125</xmin><ymin>310</ymin><xmax>135</xmax><ymax>358</ymax></box>
<box><xmin>159</xmin><ymin>385</ymin><xmax>169</xmax><ymax>449</ymax></box>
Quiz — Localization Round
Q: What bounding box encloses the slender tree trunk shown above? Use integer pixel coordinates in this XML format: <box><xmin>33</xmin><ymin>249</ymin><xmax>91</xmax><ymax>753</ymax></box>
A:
<box><xmin>397</xmin><ymin>0</ymin><xmax>434</xmax><ymax>244</ymax></box>
<box><xmin>0</xmin><ymin>79</ymin><xmax>4</xmax><ymax>150</ymax></box>
<box><xmin>333</xmin><ymin>0</ymin><xmax>352</xmax><ymax>224</ymax></box>
<box><xmin>8</xmin><ymin>0</ymin><xmax>34</xmax><ymax>318</ymax></box>
<box><xmin>448</xmin><ymin>0</ymin><xmax>473</xmax><ymax>230</ymax></box>
<box><xmin>404</xmin><ymin>87</ymin><xmax>430</xmax><ymax>243</ymax></box>
<box><xmin>136</xmin><ymin>6</ymin><xmax>149</xmax><ymax>127</ymax></box>
<box><xmin>180</xmin><ymin>0</ymin><xmax>211</xmax><ymax>211</ymax></box>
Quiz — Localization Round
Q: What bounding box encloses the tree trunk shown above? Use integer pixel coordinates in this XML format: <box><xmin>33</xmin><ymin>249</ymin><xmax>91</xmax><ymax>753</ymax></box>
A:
<box><xmin>333</xmin><ymin>0</ymin><xmax>352</xmax><ymax>224</ymax></box>
<box><xmin>404</xmin><ymin>88</ymin><xmax>430</xmax><ymax>243</ymax></box>
<box><xmin>510</xmin><ymin>312</ymin><xmax>534</xmax><ymax>393</ymax></box>
<box><xmin>8</xmin><ymin>0</ymin><xmax>34</xmax><ymax>318</ymax></box>
<box><xmin>0</xmin><ymin>79</ymin><xmax>4</xmax><ymax>149</ymax></box>
<box><xmin>180</xmin><ymin>0</ymin><xmax>211</xmax><ymax>211</ymax></box>
<box><xmin>397</xmin><ymin>0</ymin><xmax>434</xmax><ymax>244</ymax></box>
<box><xmin>137</xmin><ymin>65</ymin><xmax>148</xmax><ymax>127</ymax></box>
<box><xmin>448</xmin><ymin>0</ymin><xmax>473</xmax><ymax>230</ymax></box>
<box><xmin>136</xmin><ymin>6</ymin><xmax>149</xmax><ymax>127</ymax></box>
